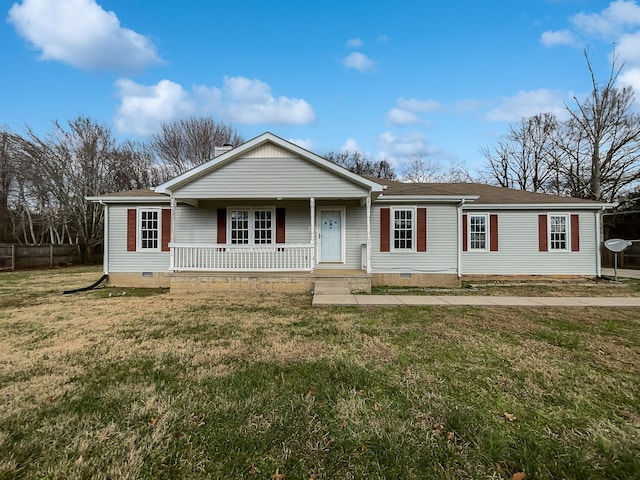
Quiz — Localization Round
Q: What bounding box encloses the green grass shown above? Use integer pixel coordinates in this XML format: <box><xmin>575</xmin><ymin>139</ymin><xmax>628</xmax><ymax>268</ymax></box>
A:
<box><xmin>0</xmin><ymin>268</ymin><xmax>639</xmax><ymax>479</ymax></box>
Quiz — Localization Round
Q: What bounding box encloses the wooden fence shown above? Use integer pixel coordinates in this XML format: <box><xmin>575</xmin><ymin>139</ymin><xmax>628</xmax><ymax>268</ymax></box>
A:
<box><xmin>0</xmin><ymin>244</ymin><xmax>80</xmax><ymax>271</ymax></box>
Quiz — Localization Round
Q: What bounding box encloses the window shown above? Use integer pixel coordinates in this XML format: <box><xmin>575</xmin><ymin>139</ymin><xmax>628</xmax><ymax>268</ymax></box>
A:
<box><xmin>549</xmin><ymin>214</ymin><xmax>568</xmax><ymax>251</ymax></box>
<box><xmin>392</xmin><ymin>208</ymin><xmax>414</xmax><ymax>251</ymax></box>
<box><xmin>469</xmin><ymin>214</ymin><xmax>488</xmax><ymax>250</ymax></box>
<box><xmin>139</xmin><ymin>209</ymin><xmax>160</xmax><ymax>250</ymax></box>
<box><xmin>254</xmin><ymin>210</ymin><xmax>273</xmax><ymax>244</ymax></box>
<box><xmin>229</xmin><ymin>208</ymin><xmax>273</xmax><ymax>244</ymax></box>
<box><xmin>230</xmin><ymin>210</ymin><xmax>249</xmax><ymax>244</ymax></box>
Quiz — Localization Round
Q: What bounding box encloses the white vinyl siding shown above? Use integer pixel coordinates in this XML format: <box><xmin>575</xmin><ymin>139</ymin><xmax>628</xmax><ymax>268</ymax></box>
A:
<box><xmin>462</xmin><ymin>210</ymin><xmax>596</xmax><ymax>275</ymax></box>
<box><xmin>173</xmin><ymin>156</ymin><xmax>368</xmax><ymax>199</ymax></box>
<box><xmin>107</xmin><ymin>205</ymin><xmax>170</xmax><ymax>273</ymax></box>
<box><xmin>371</xmin><ymin>204</ymin><xmax>458</xmax><ymax>275</ymax></box>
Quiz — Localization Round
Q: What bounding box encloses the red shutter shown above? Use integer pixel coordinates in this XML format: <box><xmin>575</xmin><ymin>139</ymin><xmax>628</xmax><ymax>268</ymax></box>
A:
<box><xmin>217</xmin><ymin>208</ymin><xmax>227</xmax><ymax>244</ymax></box>
<box><xmin>462</xmin><ymin>214</ymin><xmax>468</xmax><ymax>252</ymax></box>
<box><xmin>417</xmin><ymin>208</ymin><xmax>427</xmax><ymax>252</ymax></box>
<box><xmin>127</xmin><ymin>209</ymin><xmax>136</xmax><ymax>251</ymax></box>
<box><xmin>161</xmin><ymin>208</ymin><xmax>171</xmax><ymax>252</ymax></box>
<box><xmin>538</xmin><ymin>214</ymin><xmax>548</xmax><ymax>252</ymax></box>
<box><xmin>571</xmin><ymin>214</ymin><xmax>580</xmax><ymax>252</ymax></box>
<box><xmin>489</xmin><ymin>214</ymin><xmax>499</xmax><ymax>252</ymax></box>
<box><xmin>276</xmin><ymin>208</ymin><xmax>286</xmax><ymax>244</ymax></box>
<box><xmin>380</xmin><ymin>208</ymin><xmax>390</xmax><ymax>252</ymax></box>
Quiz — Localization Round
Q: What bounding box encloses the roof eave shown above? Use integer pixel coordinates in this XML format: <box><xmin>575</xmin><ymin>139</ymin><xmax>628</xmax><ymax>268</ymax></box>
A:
<box><xmin>376</xmin><ymin>194</ymin><xmax>479</xmax><ymax>203</ymax></box>
<box><xmin>86</xmin><ymin>195</ymin><xmax>170</xmax><ymax>204</ymax></box>
<box><xmin>462</xmin><ymin>202</ymin><xmax>614</xmax><ymax>210</ymax></box>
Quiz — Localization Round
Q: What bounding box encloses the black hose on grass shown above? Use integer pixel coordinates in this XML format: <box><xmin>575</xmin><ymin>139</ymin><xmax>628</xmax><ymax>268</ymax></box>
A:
<box><xmin>63</xmin><ymin>274</ymin><xmax>108</xmax><ymax>294</ymax></box>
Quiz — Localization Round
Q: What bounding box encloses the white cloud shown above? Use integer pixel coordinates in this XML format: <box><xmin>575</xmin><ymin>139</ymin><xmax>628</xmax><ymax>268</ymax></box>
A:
<box><xmin>386</xmin><ymin>108</ymin><xmax>425</xmax><ymax>125</ymax></box>
<box><xmin>340</xmin><ymin>138</ymin><xmax>361</xmax><ymax>153</ymax></box>
<box><xmin>7</xmin><ymin>0</ymin><xmax>163</xmax><ymax>73</ymax></box>
<box><xmin>616</xmin><ymin>31</ymin><xmax>640</xmax><ymax>63</ymax></box>
<box><xmin>114</xmin><ymin>79</ymin><xmax>194</xmax><ymax>136</ymax></box>
<box><xmin>288</xmin><ymin>138</ymin><xmax>316</xmax><ymax>151</ymax></box>
<box><xmin>485</xmin><ymin>89</ymin><xmax>567</xmax><ymax>122</ymax></box>
<box><xmin>115</xmin><ymin>76</ymin><xmax>316</xmax><ymax>136</ymax></box>
<box><xmin>397</xmin><ymin>97</ymin><xmax>442</xmax><ymax>113</ymax></box>
<box><xmin>195</xmin><ymin>76</ymin><xmax>316</xmax><ymax>125</ymax></box>
<box><xmin>540</xmin><ymin>29</ymin><xmax>577</xmax><ymax>46</ymax></box>
<box><xmin>346</xmin><ymin>38</ymin><xmax>363</xmax><ymax>47</ymax></box>
<box><xmin>618</xmin><ymin>66</ymin><xmax>640</xmax><ymax>91</ymax></box>
<box><xmin>343</xmin><ymin>52</ymin><xmax>375</xmax><ymax>72</ymax></box>
<box><xmin>378</xmin><ymin>131</ymin><xmax>431</xmax><ymax>157</ymax></box>
<box><xmin>571</xmin><ymin>0</ymin><xmax>640</xmax><ymax>37</ymax></box>
<box><xmin>377</xmin><ymin>34</ymin><xmax>390</xmax><ymax>43</ymax></box>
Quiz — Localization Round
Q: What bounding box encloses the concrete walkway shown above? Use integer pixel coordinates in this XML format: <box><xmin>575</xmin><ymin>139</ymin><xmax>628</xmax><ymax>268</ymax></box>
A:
<box><xmin>312</xmin><ymin>294</ymin><xmax>640</xmax><ymax>307</ymax></box>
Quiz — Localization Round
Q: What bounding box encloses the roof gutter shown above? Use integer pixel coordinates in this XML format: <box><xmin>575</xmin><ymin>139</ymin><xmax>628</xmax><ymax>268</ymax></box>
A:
<box><xmin>376</xmin><ymin>194</ymin><xmax>479</xmax><ymax>203</ymax></box>
<box><xmin>461</xmin><ymin>203</ymin><xmax>614</xmax><ymax>210</ymax></box>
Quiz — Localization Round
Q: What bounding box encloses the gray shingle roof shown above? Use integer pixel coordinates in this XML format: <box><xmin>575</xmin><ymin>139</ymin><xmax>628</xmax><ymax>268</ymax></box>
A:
<box><xmin>373</xmin><ymin>179</ymin><xmax>600</xmax><ymax>205</ymax></box>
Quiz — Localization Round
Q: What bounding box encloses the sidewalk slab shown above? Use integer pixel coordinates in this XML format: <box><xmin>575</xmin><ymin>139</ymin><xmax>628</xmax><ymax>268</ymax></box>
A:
<box><xmin>311</xmin><ymin>294</ymin><xmax>640</xmax><ymax>307</ymax></box>
<box><xmin>397</xmin><ymin>296</ymin><xmax>450</xmax><ymax>305</ymax></box>
<box><xmin>524</xmin><ymin>297</ymin><xmax>591</xmax><ymax>306</ymax></box>
<box><xmin>476</xmin><ymin>296</ymin><xmax>547</xmax><ymax>306</ymax></box>
<box><xmin>312</xmin><ymin>294</ymin><xmax>356</xmax><ymax>306</ymax></box>
<box><xmin>354</xmin><ymin>295</ymin><xmax>403</xmax><ymax>305</ymax></box>
<box><xmin>438</xmin><ymin>296</ymin><xmax>499</xmax><ymax>306</ymax></box>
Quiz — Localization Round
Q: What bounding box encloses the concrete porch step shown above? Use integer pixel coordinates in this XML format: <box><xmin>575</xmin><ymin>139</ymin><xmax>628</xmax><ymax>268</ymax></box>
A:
<box><xmin>314</xmin><ymin>278</ymin><xmax>351</xmax><ymax>295</ymax></box>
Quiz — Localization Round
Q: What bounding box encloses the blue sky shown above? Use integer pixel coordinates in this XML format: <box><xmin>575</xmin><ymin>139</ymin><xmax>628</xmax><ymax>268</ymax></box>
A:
<box><xmin>3</xmin><ymin>0</ymin><xmax>640</xmax><ymax>175</ymax></box>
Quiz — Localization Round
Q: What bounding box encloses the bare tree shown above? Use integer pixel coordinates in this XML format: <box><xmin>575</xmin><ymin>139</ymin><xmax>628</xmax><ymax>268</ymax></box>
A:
<box><xmin>481</xmin><ymin>113</ymin><xmax>557</xmax><ymax>192</ymax></box>
<box><xmin>561</xmin><ymin>51</ymin><xmax>640</xmax><ymax>201</ymax></box>
<box><xmin>325</xmin><ymin>151</ymin><xmax>396</xmax><ymax>179</ymax></box>
<box><xmin>0</xmin><ymin>130</ymin><xmax>18</xmax><ymax>242</ymax></box>
<box><xmin>482</xmin><ymin>51</ymin><xmax>640</xmax><ymax>201</ymax></box>
<box><xmin>150</xmin><ymin>117</ymin><xmax>244</xmax><ymax>177</ymax></box>
<box><xmin>402</xmin><ymin>153</ymin><xmax>475</xmax><ymax>183</ymax></box>
<box><xmin>13</xmin><ymin>116</ymin><xmax>159</xmax><ymax>260</ymax></box>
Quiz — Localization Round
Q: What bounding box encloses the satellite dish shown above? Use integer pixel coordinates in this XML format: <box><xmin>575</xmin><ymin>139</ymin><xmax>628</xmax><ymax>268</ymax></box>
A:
<box><xmin>605</xmin><ymin>238</ymin><xmax>632</xmax><ymax>253</ymax></box>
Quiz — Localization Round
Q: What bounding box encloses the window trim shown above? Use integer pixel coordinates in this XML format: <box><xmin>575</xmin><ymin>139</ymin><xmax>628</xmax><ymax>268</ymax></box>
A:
<box><xmin>227</xmin><ymin>206</ymin><xmax>275</xmax><ymax>245</ymax></box>
<box><xmin>137</xmin><ymin>207</ymin><xmax>162</xmax><ymax>252</ymax></box>
<box><xmin>548</xmin><ymin>213</ymin><xmax>570</xmax><ymax>252</ymax></box>
<box><xmin>390</xmin><ymin>206</ymin><xmax>416</xmax><ymax>252</ymax></box>
<box><xmin>468</xmin><ymin>213</ymin><xmax>489</xmax><ymax>252</ymax></box>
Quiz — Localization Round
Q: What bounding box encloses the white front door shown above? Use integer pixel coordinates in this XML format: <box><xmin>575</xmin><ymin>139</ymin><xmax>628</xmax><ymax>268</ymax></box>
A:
<box><xmin>319</xmin><ymin>210</ymin><xmax>343</xmax><ymax>262</ymax></box>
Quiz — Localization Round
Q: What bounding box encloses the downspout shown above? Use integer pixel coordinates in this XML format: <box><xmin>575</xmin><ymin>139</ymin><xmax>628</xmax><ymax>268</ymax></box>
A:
<box><xmin>457</xmin><ymin>199</ymin><xmax>466</xmax><ymax>278</ymax></box>
<box><xmin>310</xmin><ymin>197</ymin><xmax>315</xmax><ymax>272</ymax></box>
<box><xmin>170</xmin><ymin>195</ymin><xmax>176</xmax><ymax>272</ymax></box>
<box><xmin>595</xmin><ymin>207</ymin><xmax>603</xmax><ymax>278</ymax></box>
<box><xmin>99</xmin><ymin>200</ymin><xmax>109</xmax><ymax>276</ymax></box>
<box><xmin>366</xmin><ymin>195</ymin><xmax>372</xmax><ymax>274</ymax></box>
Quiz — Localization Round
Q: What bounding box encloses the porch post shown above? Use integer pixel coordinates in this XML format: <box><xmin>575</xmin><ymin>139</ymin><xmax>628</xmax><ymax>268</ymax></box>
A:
<box><xmin>170</xmin><ymin>196</ymin><xmax>176</xmax><ymax>272</ymax></box>
<box><xmin>310</xmin><ymin>197</ymin><xmax>315</xmax><ymax>271</ymax></box>
<box><xmin>366</xmin><ymin>195</ymin><xmax>372</xmax><ymax>274</ymax></box>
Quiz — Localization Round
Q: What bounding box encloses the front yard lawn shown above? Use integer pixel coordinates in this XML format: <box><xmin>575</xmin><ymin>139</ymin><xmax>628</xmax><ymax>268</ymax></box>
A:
<box><xmin>0</xmin><ymin>268</ymin><xmax>638</xmax><ymax>479</ymax></box>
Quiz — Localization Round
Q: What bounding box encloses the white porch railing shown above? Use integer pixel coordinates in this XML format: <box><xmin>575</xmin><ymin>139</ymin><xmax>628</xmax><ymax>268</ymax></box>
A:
<box><xmin>170</xmin><ymin>243</ymin><xmax>314</xmax><ymax>272</ymax></box>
